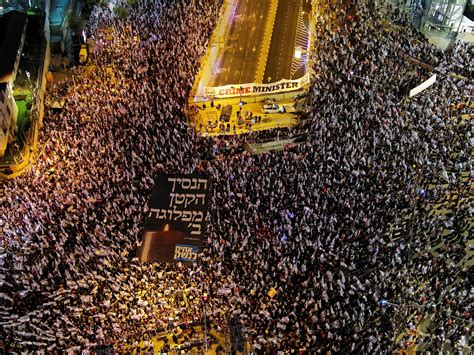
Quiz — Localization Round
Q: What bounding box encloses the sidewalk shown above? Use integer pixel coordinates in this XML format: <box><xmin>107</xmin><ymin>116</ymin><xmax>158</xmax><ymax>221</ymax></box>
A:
<box><xmin>117</xmin><ymin>325</ymin><xmax>226</xmax><ymax>353</ymax></box>
<box><xmin>189</xmin><ymin>98</ymin><xmax>299</xmax><ymax>136</ymax></box>
<box><xmin>428</xmin><ymin>30</ymin><xmax>474</xmax><ymax>49</ymax></box>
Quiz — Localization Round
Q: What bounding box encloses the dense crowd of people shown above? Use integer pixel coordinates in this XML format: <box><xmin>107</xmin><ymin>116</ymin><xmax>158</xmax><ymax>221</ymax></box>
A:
<box><xmin>0</xmin><ymin>0</ymin><xmax>472</xmax><ymax>352</ymax></box>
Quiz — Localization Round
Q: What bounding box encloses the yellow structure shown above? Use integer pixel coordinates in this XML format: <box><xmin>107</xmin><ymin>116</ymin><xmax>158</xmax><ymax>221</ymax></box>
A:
<box><xmin>188</xmin><ymin>97</ymin><xmax>299</xmax><ymax>136</ymax></box>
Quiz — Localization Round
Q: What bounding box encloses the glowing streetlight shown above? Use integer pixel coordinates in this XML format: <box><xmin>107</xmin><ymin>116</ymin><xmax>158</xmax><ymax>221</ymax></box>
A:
<box><xmin>294</xmin><ymin>47</ymin><xmax>302</xmax><ymax>59</ymax></box>
<box><xmin>26</xmin><ymin>71</ymin><xmax>33</xmax><ymax>92</ymax></box>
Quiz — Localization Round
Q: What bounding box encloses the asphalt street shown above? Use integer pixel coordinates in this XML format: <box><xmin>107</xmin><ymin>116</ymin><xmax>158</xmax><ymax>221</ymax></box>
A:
<box><xmin>211</xmin><ymin>0</ymin><xmax>312</xmax><ymax>87</ymax></box>
<box><xmin>212</xmin><ymin>0</ymin><xmax>271</xmax><ymax>86</ymax></box>
<box><xmin>264</xmin><ymin>0</ymin><xmax>304</xmax><ymax>83</ymax></box>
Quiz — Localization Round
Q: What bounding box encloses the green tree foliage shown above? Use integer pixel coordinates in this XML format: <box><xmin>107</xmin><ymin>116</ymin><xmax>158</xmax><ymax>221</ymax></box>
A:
<box><xmin>85</xmin><ymin>0</ymin><xmax>103</xmax><ymax>8</ymax></box>
<box><xmin>68</xmin><ymin>12</ymin><xmax>84</xmax><ymax>35</ymax></box>
<box><xmin>114</xmin><ymin>5</ymin><xmax>129</xmax><ymax>19</ymax></box>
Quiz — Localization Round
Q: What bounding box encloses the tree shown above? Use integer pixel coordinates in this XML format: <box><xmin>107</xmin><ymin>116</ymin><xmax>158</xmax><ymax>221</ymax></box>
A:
<box><xmin>114</xmin><ymin>6</ymin><xmax>129</xmax><ymax>19</ymax></box>
<box><xmin>85</xmin><ymin>0</ymin><xmax>103</xmax><ymax>8</ymax></box>
<box><xmin>68</xmin><ymin>12</ymin><xmax>84</xmax><ymax>35</ymax></box>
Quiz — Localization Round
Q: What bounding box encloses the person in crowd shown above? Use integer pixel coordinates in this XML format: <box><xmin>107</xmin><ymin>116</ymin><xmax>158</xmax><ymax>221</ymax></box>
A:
<box><xmin>0</xmin><ymin>0</ymin><xmax>471</xmax><ymax>352</ymax></box>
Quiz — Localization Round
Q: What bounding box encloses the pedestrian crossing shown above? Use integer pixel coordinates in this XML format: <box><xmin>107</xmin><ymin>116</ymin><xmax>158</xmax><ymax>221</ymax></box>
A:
<box><xmin>290</xmin><ymin>3</ymin><xmax>309</xmax><ymax>79</ymax></box>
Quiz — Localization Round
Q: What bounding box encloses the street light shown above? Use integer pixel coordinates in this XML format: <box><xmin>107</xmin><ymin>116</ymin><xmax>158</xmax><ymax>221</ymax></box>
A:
<box><xmin>26</xmin><ymin>71</ymin><xmax>34</xmax><ymax>94</ymax></box>
<box><xmin>294</xmin><ymin>47</ymin><xmax>303</xmax><ymax>59</ymax></box>
<box><xmin>291</xmin><ymin>47</ymin><xmax>311</xmax><ymax>79</ymax></box>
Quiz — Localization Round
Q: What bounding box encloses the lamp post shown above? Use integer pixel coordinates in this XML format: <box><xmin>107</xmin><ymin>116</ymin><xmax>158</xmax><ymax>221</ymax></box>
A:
<box><xmin>294</xmin><ymin>46</ymin><xmax>303</xmax><ymax>59</ymax></box>
<box><xmin>291</xmin><ymin>47</ymin><xmax>311</xmax><ymax>80</ymax></box>
<box><xmin>26</xmin><ymin>71</ymin><xmax>34</xmax><ymax>93</ymax></box>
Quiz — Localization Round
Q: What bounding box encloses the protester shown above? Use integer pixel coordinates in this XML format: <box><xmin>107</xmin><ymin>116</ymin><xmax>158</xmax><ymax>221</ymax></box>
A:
<box><xmin>0</xmin><ymin>0</ymin><xmax>472</xmax><ymax>352</ymax></box>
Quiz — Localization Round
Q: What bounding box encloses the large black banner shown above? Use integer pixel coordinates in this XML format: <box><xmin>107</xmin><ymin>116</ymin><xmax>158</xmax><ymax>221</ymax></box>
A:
<box><xmin>139</xmin><ymin>173</ymin><xmax>210</xmax><ymax>263</ymax></box>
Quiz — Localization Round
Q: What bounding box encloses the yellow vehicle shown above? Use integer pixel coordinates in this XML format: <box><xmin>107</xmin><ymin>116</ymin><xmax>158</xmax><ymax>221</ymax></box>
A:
<box><xmin>79</xmin><ymin>44</ymin><xmax>88</xmax><ymax>65</ymax></box>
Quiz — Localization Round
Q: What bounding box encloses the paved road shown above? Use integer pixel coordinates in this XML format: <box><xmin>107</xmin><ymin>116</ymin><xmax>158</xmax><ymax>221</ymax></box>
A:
<box><xmin>264</xmin><ymin>0</ymin><xmax>303</xmax><ymax>83</ymax></box>
<box><xmin>212</xmin><ymin>0</ymin><xmax>271</xmax><ymax>87</ymax></box>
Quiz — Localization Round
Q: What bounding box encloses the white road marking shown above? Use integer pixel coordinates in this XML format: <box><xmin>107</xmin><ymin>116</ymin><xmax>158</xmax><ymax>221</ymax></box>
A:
<box><xmin>276</xmin><ymin>1</ymin><xmax>292</xmax><ymax>77</ymax></box>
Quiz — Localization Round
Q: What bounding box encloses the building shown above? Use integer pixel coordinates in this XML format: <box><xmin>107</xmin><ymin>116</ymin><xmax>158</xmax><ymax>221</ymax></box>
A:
<box><xmin>0</xmin><ymin>0</ymin><xmax>45</xmax><ymax>15</ymax></box>
<box><xmin>416</xmin><ymin>0</ymin><xmax>468</xmax><ymax>34</ymax></box>
<box><xmin>0</xmin><ymin>83</ymin><xmax>18</xmax><ymax>156</ymax></box>
<box><xmin>0</xmin><ymin>10</ymin><xmax>27</xmax><ymax>156</ymax></box>
<box><xmin>459</xmin><ymin>12</ymin><xmax>474</xmax><ymax>32</ymax></box>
